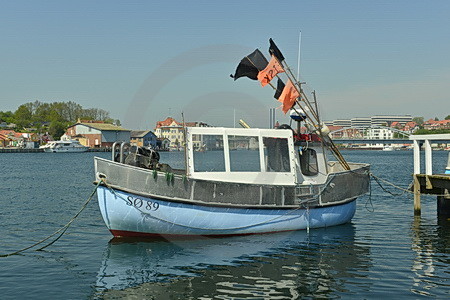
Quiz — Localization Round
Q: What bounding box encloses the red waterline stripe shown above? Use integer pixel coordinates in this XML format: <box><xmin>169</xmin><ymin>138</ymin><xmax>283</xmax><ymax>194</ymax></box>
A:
<box><xmin>110</xmin><ymin>228</ymin><xmax>302</xmax><ymax>240</ymax></box>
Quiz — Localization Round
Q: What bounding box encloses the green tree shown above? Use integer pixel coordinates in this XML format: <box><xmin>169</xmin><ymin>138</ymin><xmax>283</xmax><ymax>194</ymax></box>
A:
<box><xmin>81</xmin><ymin>108</ymin><xmax>110</xmax><ymax>121</ymax></box>
<box><xmin>32</xmin><ymin>102</ymin><xmax>51</xmax><ymax>130</ymax></box>
<box><xmin>48</xmin><ymin>121</ymin><xmax>67</xmax><ymax>139</ymax></box>
<box><xmin>0</xmin><ymin>111</ymin><xmax>14</xmax><ymax>123</ymax></box>
<box><xmin>413</xmin><ymin>128</ymin><xmax>450</xmax><ymax>135</ymax></box>
<box><xmin>8</xmin><ymin>100</ymin><xmax>120</xmax><ymax>133</ymax></box>
<box><xmin>412</xmin><ymin>117</ymin><xmax>424</xmax><ymax>126</ymax></box>
<box><xmin>14</xmin><ymin>104</ymin><xmax>33</xmax><ymax>129</ymax></box>
<box><xmin>445</xmin><ymin>115</ymin><xmax>450</xmax><ymax>120</ymax></box>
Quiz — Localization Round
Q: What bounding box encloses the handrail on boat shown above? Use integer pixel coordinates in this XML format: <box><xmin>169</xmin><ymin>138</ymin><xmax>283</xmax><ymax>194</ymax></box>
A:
<box><xmin>112</xmin><ymin>141</ymin><xmax>130</xmax><ymax>163</ymax></box>
<box><xmin>112</xmin><ymin>141</ymin><xmax>120</xmax><ymax>161</ymax></box>
<box><xmin>119</xmin><ymin>142</ymin><xmax>130</xmax><ymax>163</ymax></box>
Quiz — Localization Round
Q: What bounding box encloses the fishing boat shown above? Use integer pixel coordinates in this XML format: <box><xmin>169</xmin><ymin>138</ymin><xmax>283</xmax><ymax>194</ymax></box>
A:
<box><xmin>94</xmin><ymin>39</ymin><xmax>370</xmax><ymax>237</ymax></box>
<box><xmin>40</xmin><ymin>134</ymin><xmax>89</xmax><ymax>153</ymax></box>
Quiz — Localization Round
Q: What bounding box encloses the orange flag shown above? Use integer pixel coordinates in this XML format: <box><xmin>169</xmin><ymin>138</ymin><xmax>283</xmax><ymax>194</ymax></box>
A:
<box><xmin>257</xmin><ymin>55</ymin><xmax>284</xmax><ymax>87</ymax></box>
<box><xmin>277</xmin><ymin>80</ymin><xmax>299</xmax><ymax>114</ymax></box>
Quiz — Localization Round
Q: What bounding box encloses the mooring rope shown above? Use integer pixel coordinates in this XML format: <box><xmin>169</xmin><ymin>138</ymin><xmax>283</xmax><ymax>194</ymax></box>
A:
<box><xmin>0</xmin><ymin>180</ymin><xmax>102</xmax><ymax>258</ymax></box>
<box><xmin>369</xmin><ymin>172</ymin><xmax>449</xmax><ymax>198</ymax></box>
<box><xmin>370</xmin><ymin>172</ymin><xmax>410</xmax><ymax>197</ymax></box>
<box><xmin>365</xmin><ymin>175</ymin><xmax>375</xmax><ymax>212</ymax></box>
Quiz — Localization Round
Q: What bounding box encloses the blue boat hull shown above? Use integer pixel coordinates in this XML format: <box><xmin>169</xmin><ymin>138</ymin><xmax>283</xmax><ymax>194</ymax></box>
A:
<box><xmin>97</xmin><ymin>186</ymin><xmax>357</xmax><ymax>237</ymax></box>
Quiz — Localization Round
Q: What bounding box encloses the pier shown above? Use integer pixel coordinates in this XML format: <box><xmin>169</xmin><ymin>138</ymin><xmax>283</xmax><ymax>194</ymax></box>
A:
<box><xmin>410</xmin><ymin>134</ymin><xmax>450</xmax><ymax>216</ymax></box>
<box><xmin>0</xmin><ymin>148</ymin><xmax>44</xmax><ymax>153</ymax></box>
<box><xmin>0</xmin><ymin>147</ymin><xmax>111</xmax><ymax>153</ymax></box>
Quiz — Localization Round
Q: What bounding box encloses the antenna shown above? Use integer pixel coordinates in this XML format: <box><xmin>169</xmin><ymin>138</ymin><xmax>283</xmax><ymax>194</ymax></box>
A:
<box><xmin>297</xmin><ymin>31</ymin><xmax>302</xmax><ymax>80</ymax></box>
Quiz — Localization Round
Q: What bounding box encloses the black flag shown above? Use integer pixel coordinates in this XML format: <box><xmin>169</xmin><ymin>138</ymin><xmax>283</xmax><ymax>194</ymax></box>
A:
<box><xmin>274</xmin><ymin>78</ymin><xmax>285</xmax><ymax>99</ymax></box>
<box><xmin>232</xmin><ymin>49</ymin><xmax>268</xmax><ymax>80</ymax></box>
<box><xmin>269</xmin><ymin>38</ymin><xmax>285</xmax><ymax>62</ymax></box>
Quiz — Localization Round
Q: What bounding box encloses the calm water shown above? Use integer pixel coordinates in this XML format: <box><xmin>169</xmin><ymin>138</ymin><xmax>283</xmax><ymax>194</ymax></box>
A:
<box><xmin>0</xmin><ymin>150</ymin><xmax>449</xmax><ymax>299</ymax></box>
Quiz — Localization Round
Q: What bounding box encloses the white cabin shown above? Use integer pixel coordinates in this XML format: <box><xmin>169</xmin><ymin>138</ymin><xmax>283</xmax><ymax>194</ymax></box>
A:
<box><xmin>186</xmin><ymin>127</ymin><xmax>328</xmax><ymax>186</ymax></box>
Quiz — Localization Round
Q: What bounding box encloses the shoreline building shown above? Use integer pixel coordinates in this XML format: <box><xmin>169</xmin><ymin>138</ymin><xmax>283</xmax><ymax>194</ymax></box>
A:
<box><xmin>327</xmin><ymin>115</ymin><xmax>413</xmax><ymax>129</ymax></box>
<box><xmin>66</xmin><ymin>120</ymin><xmax>131</xmax><ymax>148</ymax></box>
<box><xmin>423</xmin><ymin>119</ymin><xmax>450</xmax><ymax>130</ymax></box>
<box><xmin>333</xmin><ymin>119</ymin><xmax>351</xmax><ymax>127</ymax></box>
<box><xmin>370</xmin><ymin>115</ymin><xmax>412</xmax><ymax>127</ymax></box>
<box><xmin>154</xmin><ymin>117</ymin><xmax>184</xmax><ymax>150</ymax></box>
<box><xmin>154</xmin><ymin>117</ymin><xmax>211</xmax><ymax>150</ymax></box>
<box><xmin>351</xmin><ymin>117</ymin><xmax>371</xmax><ymax>128</ymax></box>
<box><xmin>130</xmin><ymin>130</ymin><xmax>157</xmax><ymax>148</ymax></box>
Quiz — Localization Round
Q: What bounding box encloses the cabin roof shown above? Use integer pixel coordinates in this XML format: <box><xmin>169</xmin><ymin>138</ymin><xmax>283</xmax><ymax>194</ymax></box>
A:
<box><xmin>131</xmin><ymin>130</ymin><xmax>155</xmax><ymax>138</ymax></box>
<box><xmin>71</xmin><ymin>122</ymin><xmax>130</xmax><ymax>131</ymax></box>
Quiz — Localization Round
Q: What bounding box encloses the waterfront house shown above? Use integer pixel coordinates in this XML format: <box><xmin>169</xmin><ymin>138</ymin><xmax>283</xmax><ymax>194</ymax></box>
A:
<box><xmin>402</xmin><ymin>121</ymin><xmax>419</xmax><ymax>134</ymax></box>
<box><xmin>328</xmin><ymin>126</ymin><xmax>344</xmax><ymax>139</ymax></box>
<box><xmin>155</xmin><ymin>117</ymin><xmax>211</xmax><ymax>150</ymax></box>
<box><xmin>130</xmin><ymin>130</ymin><xmax>157</xmax><ymax>148</ymax></box>
<box><xmin>156</xmin><ymin>138</ymin><xmax>170</xmax><ymax>150</ymax></box>
<box><xmin>66</xmin><ymin>120</ymin><xmax>131</xmax><ymax>148</ymax></box>
<box><xmin>0</xmin><ymin>132</ymin><xmax>8</xmax><ymax>147</ymax></box>
<box><xmin>423</xmin><ymin>119</ymin><xmax>450</xmax><ymax>130</ymax></box>
<box><xmin>154</xmin><ymin>117</ymin><xmax>184</xmax><ymax>150</ymax></box>
<box><xmin>0</xmin><ymin>130</ymin><xmax>37</xmax><ymax>148</ymax></box>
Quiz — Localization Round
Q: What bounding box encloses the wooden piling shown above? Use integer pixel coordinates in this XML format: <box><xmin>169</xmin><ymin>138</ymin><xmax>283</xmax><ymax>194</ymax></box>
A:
<box><xmin>413</xmin><ymin>174</ymin><xmax>421</xmax><ymax>215</ymax></box>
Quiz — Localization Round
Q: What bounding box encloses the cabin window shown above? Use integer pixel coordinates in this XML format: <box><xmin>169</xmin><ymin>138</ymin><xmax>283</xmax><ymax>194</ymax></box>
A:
<box><xmin>192</xmin><ymin>134</ymin><xmax>225</xmax><ymax>172</ymax></box>
<box><xmin>263</xmin><ymin>137</ymin><xmax>290</xmax><ymax>172</ymax></box>
<box><xmin>229</xmin><ymin>136</ymin><xmax>260</xmax><ymax>172</ymax></box>
<box><xmin>300</xmin><ymin>148</ymin><xmax>319</xmax><ymax>176</ymax></box>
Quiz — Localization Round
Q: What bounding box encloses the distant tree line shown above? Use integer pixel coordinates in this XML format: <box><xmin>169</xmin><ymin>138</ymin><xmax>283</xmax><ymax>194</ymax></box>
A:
<box><xmin>0</xmin><ymin>100</ymin><xmax>120</xmax><ymax>138</ymax></box>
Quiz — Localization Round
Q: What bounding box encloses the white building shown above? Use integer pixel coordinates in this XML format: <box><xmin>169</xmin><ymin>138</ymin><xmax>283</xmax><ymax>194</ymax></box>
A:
<box><xmin>371</xmin><ymin>115</ymin><xmax>412</xmax><ymax>127</ymax></box>
<box><xmin>154</xmin><ymin>117</ymin><xmax>184</xmax><ymax>149</ymax></box>
<box><xmin>366</xmin><ymin>127</ymin><xmax>394</xmax><ymax>140</ymax></box>
<box><xmin>155</xmin><ymin>117</ymin><xmax>211</xmax><ymax>150</ymax></box>
<box><xmin>351</xmin><ymin>117</ymin><xmax>371</xmax><ymax>128</ymax></box>
<box><xmin>333</xmin><ymin>119</ymin><xmax>351</xmax><ymax>127</ymax></box>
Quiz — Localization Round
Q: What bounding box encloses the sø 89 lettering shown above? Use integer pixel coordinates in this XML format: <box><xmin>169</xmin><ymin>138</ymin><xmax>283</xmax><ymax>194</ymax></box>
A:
<box><xmin>126</xmin><ymin>196</ymin><xmax>160</xmax><ymax>211</ymax></box>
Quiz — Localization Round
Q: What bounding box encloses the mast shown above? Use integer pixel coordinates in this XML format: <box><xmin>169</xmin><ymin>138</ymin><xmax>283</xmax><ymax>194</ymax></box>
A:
<box><xmin>271</xmin><ymin>39</ymin><xmax>350</xmax><ymax>170</ymax></box>
<box><xmin>297</xmin><ymin>31</ymin><xmax>302</xmax><ymax>80</ymax></box>
<box><xmin>312</xmin><ymin>90</ymin><xmax>328</xmax><ymax>173</ymax></box>
<box><xmin>181</xmin><ymin>112</ymin><xmax>189</xmax><ymax>176</ymax></box>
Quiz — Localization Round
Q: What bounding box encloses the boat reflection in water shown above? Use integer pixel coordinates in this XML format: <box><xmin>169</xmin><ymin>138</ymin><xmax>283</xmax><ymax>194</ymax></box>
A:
<box><xmin>94</xmin><ymin>224</ymin><xmax>371</xmax><ymax>298</ymax></box>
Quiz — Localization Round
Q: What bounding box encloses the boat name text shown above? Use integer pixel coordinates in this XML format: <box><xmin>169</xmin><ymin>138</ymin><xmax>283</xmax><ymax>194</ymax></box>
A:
<box><xmin>126</xmin><ymin>196</ymin><xmax>160</xmax><ymax>211</ymax></box>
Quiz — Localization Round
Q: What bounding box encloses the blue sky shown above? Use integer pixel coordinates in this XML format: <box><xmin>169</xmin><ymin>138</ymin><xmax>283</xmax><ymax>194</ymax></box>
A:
<box><xmin>1</xmin><ymin>0</ymin><xmax>449</xmax><ymax>129</ymax></box>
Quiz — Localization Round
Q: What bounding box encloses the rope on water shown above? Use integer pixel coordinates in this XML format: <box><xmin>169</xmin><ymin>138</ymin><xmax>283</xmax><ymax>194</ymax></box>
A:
<box><xmin>0</xmin><ymin>180</ymin><xmax>102</xmax><ymax>258</ymax></box>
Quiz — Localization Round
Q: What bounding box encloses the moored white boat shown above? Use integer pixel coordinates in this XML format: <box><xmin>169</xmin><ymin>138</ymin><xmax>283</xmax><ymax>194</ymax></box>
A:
<box><xmin>40</xmin><ymin>134</ymin><xmax>89</xmax><ymax>153</ymax></box>
<box><xmin>94</xmin><ymin>39</ymin><xmax>370</xmax><ymax>238</ymax></box>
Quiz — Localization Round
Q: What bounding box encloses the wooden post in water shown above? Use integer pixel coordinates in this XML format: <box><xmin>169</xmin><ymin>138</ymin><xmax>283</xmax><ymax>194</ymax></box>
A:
<box><xmin>410</xmin><ymin>134</ymin><xmax>450</xmax><ymax>216</ymax></box>
<box><xmin>413</xmin><ymin>174</ymin><xmax>421</xmax><ymax>215</ymax></box>
<box><xmin>413</xmin><ymin>140</ymin><xmax>421</xmax><ymax>215</ymax></box>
